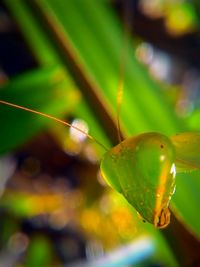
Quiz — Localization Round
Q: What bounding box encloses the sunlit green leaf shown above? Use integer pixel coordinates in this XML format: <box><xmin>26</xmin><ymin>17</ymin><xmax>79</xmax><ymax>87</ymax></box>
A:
<box><xmin>0</xmin><ymin>66</ymin><xmax>78</xmax><ymax>154</ymax></box>
<box><xmin>2</xmin><ymin>0</ymin><xmax>200</xmax><ymax>252</ymax></box>
<box><xmin>172</xmin><ymin>170</ymin><xmax>200</xmax><ymax>237</ymax></box>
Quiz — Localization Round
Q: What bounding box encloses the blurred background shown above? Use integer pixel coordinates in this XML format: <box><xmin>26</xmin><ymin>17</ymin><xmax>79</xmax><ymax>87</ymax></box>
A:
<box><xmin>0</xmin><ymin>0</ymin><xmax>200</xmax><ymax>266</ymax></box>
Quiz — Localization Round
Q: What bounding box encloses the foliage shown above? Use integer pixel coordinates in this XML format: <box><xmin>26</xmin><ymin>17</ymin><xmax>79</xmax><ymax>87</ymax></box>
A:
<box><xmin>0</xmin><ymin>0</ymin><xmax>200</xmax><ymax>266</ymax></box>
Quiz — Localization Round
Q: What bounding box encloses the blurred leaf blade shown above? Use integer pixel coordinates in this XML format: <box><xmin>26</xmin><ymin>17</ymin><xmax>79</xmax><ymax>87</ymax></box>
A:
<box><xmin>26</xmin><ymin>236</ymin><xmax>52</xmax><ymax>267</ymax></box>
<box><xmin>172</xmin><ymin>170</ymin><xmax>200</xmax><ymax>237</ymax></box>
<box><xmin>0</xmin><ymin>0</ymin><xmax>199</xmax><ymax>252</ymax></box>
<box><xmin>5</xmin><ymin>0</ymin><xmax>59</xmax><ymax>65</ymax></box>
<box><xmin>39</xmin><ymin>0</ymin><xmax>184</xmax><ymax>136</ymax></box>
<box><xmin>36</xmin><ymin>0</ymin><xmax>200</xmax><ymax>238</ymax></box>
<box><xmin>0</xmin><ymin>66</ymin><xmax>79</xmax><ymax>154</ymax></box>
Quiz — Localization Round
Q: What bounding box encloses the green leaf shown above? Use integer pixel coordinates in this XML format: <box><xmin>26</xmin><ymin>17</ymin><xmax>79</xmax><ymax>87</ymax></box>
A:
<box><xmin>0</xmin><ymin>66</ymin><xmax>78</xmax><ymax>154</ymax></box>
<box><xmin>5</xmin><ymin>0</ymin><xmax>60</xmax><ymax>65</ymax></box>
<box><xmin>172</xmin><ymin>170</ymin><xmax>200</xmax><ymax>237</ymax></box>
<box><xmin>2</xmin><ymin>0</ymin><xmax>200</xmax><ymax>243</ymax></box>
<box><xmin>26</xmin><ymin>236</ymin><xmax>52</xmax><ymax>267</ymax></box>
<box><xmin>40</xmin><ymin>0</ymin><xmax>199</xmax><ymax>238</ymax></box>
